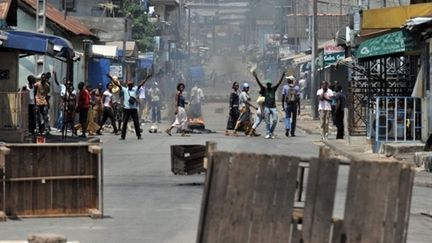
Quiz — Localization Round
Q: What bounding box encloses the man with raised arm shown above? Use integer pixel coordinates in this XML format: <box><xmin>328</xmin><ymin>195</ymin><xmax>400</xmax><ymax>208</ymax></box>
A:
<box><xmin>252</xmin><ymin>70</ymin><xmax>285</xmax><ymax>139</ymax></box>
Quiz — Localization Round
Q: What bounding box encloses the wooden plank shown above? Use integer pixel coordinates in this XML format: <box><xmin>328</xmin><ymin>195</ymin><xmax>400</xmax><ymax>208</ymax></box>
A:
<box><xmin>197</xmin><ymin>152</ymin><xmax>299</xmax><ymax>243</ymax></box>
<box><xmin>291</xmin><ymin>218</ymin><xmax>303</xmax><ymax>243</ymax></box>
<box><xmin>302</xmin><ymin>146</ymin><xmax>339</xmax><ymax>243</ymax></box>
<box><xmin>331</xmin><ymin>219</ymin><xmax>345</xmax><ymax>243</ymax></box>
<box><xmin>394</xmin><ymin>165</ymin><xmax>415</xmax><ymax>243</ymax></box>
<box><xmin>359</xmin><ymin>162</ymin><xmax>399</xmax><ymax>243</ymax></box>
<box><xmin>204</xmin><ymin>141</ymin><xmax>217</xmax><ymax>169</ymax></box>
<box><xmin>0</xmin><ymin>146</ymin><xmax>10</xmax><ymax>169</ymax></box>
<box><xmin>219</xmin><ymin>152</ymin><xmax>257</xmax><ymax>243</ymax></box>
<box><xmin>382</xmin><ymin>162</ymin><xmax>403</xmax><ymax>243</ymax></box>
<box><xmin>343</xmin><ymin>161</ymin><xmax>369</xmax><ymax>243</ymax></box>
<box><xmin>197</xmin><ymin>151</ymin><xmax>230</xmax><ymax>243</ymax></box>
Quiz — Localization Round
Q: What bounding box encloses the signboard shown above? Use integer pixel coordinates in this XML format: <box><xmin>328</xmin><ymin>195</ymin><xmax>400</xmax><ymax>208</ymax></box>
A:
<box><xmin>324</xmin><ymin>51</ymin><xmax>345</xmax><ymax>66</ymax></box>
<box><xmin>356</xmin><ymin>30</ymin><xmax>420</xmax><ymax>59</ymax></box>
<box><xmin>110</xmin><ymin>65</ymin><xmax>122</xmax><ymax>79</ymax></box>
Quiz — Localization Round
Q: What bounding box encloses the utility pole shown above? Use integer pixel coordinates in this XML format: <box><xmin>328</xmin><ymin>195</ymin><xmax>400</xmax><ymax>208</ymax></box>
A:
<box><xmin>187</xmin><ymin>6</ymin><xmax>191</xmax><ymax>63</ymax></box>
<box><xmin>310</xmin><ymin>0</ymin><xmax>319</xmax><ymax>119</ymax></box>
<box><xmin>35</xmin><ymin>0</ymin><xmax>46</xmax><ymax>76</ymax></box>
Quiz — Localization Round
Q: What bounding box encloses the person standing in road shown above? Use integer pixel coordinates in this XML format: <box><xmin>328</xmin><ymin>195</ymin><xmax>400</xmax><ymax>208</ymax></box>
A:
<box><xmin>317</xmin><ymin>81</ymin><xmax>334</xmax><ymax>140</ymax></box>
<box><xmin>233</xmin><ymin>82</ymin><xmax>256</xmax><ymax>136</ymax></box>
<box><xmin>34</xmin><ymin>73</ymin><xmax>50</xmax><ymax>134</ymax></box>
<box><xmin>225</xmin><ymin>82</ymin><xmax>240</xmax><ymax>136</ymax></box>
<box><xmin>77</xmin><ymin>82</ymin><xmax>91</xmax><ymax>138</ymax></box>
<box><xmin>63</xmin><ymin>82</ymin><xmax>77</xmax><ymax>137</ymax></box>
<box><xmin>249</xmin><ymin>90</ymin><xmax>265</xmax><ymax>137</ymax></box>
<box><xmin>138</xmin><ymin>84</ymin><xmax>147</xmax><ymax>123</ymax></box>
<box><xmin>282</xmin><ymin>76</ymin><xmax>301</xmax><ymax>137</ymax></box>
<box><xmin>252</xmin><ymin>70</ymin><xmax>285</xmax><ymax>139</ymax></box>
<box><xmin>23</xmin><ymin>75</ymin><xmax>37</xmax><ymax>135</ymax></box>
<box><xmin>149</xmin><ymin>82</ymin><xmax>161</xmax><ymax>123</ymax></box>
<box><xmin>112</xmin><ymin>74</ymin><xmax>152</xmax><ymax>140</ymax></box>
<box><xmin>96</xmin><ymin>83</ymin><xmax>119</xmax><ymax>135</ymax></box>
<box><xmin>334</xmin><ymin>85</ymin><xmax>346</xmax><ymax>139</ymax></box>
<box><xmin>165</xmin><ymin>83</ymin><xmax>189</xmax><ymax>137</ymax></box>
<box><xmin>189</xmin><ymin>82</ymin><xmax>205</xmax><ymax>119</ymax></box>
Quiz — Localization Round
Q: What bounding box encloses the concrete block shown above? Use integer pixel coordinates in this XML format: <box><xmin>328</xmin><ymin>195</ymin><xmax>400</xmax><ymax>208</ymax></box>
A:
<box><xmin>384</xmin><ymin>143</ymin><xmax>424</xmax><ymax>157</ymax></box>
<box><xmin>27</xmin><ymin>234</ymin><xmax>67</xmax><ymax>243</ymax></box>
<box><xmin>414</xmin><ymin>152</ymin><xmax>432</xmax><ymax>172</ymax></box>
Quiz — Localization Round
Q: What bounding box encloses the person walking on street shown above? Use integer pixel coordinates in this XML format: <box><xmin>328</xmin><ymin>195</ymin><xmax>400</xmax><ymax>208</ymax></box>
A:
<box><xmin>225</xmin><ymin>82</ymin><xmax>240</xmax><ymax>136</ymax></box>
<box><xmin>34</xmin><ymin>73</ymin><xmax>50</xmax><ymax>134</ymax></box>
<box><xmin>233</xmin><ymin>83</ymin><xmax>256</xmax><ymax>136</ymax></box>
<box><xmin>112</xmin><ymin>74</ymin><xmax>152</xmax><ymax>140</ymax></box>
<box><xmin>317</xmin><ymin>81</ymin><xmax>334</xmax><ymax>140</ymax></box>
<box><xmin>282</xmin><ymin>76</ymin><xmax>301</xmax><ymax>137</ymax></box>
<box><xmin>252</xmin><ymin>70</ymin><xmax>285</xmax><ymax>139</ymax></box>
<box><xmin>250</xmin><ymin>90</ymin><xmax>265</xmax><ymax>137</ymax></box>
<box><xmin>165</xmin><ymin>83</ymin><xmax>189</xmax><ymax>136</ymax></box>
<box><xmin>335</xmin><ymin>85</ymin><xmax>346</xmax><ymax>139</ymax></box>
<box><xmin>96</xmin><ymin>83</ymin><xmax>119</xmax><ymax>135</ymax></box>
<box><xmin>77</xmin><ymin>82</ymin><xmax>91</xmax><ymax>138</ymax></box>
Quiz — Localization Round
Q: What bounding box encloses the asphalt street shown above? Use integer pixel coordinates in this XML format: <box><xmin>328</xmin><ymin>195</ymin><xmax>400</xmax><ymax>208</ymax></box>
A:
<box><xmin>0</xmin><ymin>102</ymin><xmax>431</xmax><ymax>243</ymax></box>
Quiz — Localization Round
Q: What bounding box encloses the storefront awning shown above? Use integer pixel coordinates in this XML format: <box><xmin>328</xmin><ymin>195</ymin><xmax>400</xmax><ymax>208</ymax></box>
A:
<box><xmin>356</xmin><ymin>30</ymin><xmax>420</xmax><ymax>59</ymax></box>
<box><xmin>91</xmin><ymin>45</ymin><xmax>117</xmax><ymax>58</ymax></box>
<box><xmin>0</xmin><ymin>30</ymin><xmax>74</xmax><ymax>59</ymax></box>
<box><xmin>362</xmin><ymin>3</ymin><xmax>432</xmax><ymax>29</ymax></box>
<box><xmin>293</xmin><ymin>54</ymin><xmax>311</xmax><ymax>65</ymax></box>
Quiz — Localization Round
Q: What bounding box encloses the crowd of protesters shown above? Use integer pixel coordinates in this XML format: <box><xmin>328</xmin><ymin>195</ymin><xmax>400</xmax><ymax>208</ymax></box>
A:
<box><xmin>21</xmin><ymin>68</ymin><xmax>345</xmax><ymax>141</ymax></box>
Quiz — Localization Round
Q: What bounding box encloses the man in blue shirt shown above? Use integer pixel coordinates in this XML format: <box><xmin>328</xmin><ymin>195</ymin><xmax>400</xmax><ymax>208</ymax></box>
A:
<box><xmin>111</xmin><ymin>74</ymin><xmax>152</xmax><ymax>140</ymax></box>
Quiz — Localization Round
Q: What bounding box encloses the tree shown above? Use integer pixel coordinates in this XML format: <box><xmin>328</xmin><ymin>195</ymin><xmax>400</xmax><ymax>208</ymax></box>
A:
<box><xmin>120</xmin><ymin>1</ymin><xmax>156</xmax><ymax>52</ymax></box>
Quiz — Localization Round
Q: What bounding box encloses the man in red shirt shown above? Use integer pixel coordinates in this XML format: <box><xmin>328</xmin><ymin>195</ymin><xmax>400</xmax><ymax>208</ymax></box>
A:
<box><xmin>77</xmin><ymin>82</ymin><xmax>90</xmax><ymax>138</ymax></box>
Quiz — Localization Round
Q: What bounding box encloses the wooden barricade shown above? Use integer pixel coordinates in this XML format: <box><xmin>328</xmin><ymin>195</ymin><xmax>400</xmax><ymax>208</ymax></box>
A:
<box><xmin>0</xmin><ymin>92</ymin><xmax>28</xmax><ymax>142</ymax></box>
<box><xmin>171</xmin><ymin>144</ymin><xmax>211</xmax><ymax>175</ymax></box>
<box><xmin>197</xmin><ymin>147</ymin><xmax>415</xmax><ymax>243</ymax></box>
<box><xmin>0</xmin><ymin>143</ymin><xmax>103</xmax><ymax>219</ymax></box>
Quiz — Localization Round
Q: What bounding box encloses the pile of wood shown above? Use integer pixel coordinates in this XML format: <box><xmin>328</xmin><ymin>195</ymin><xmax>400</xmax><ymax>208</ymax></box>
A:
<box><xmin>197</xmin><ymin>147</ymin><xmax>415</xmax><ymax>243</ymax></box>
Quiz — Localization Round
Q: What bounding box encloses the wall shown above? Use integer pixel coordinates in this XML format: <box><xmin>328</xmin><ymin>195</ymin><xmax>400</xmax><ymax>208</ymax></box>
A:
<box><xmin>0</xmin><ymin>52</ymin><xmax>19</xmax><ymax>92</ymax></box>
<box><xmin>75</xmin><ymin>17</ymin><xmax>125</xmax><ymax>42</ymax></box>
<box><xmin>48</xmin><ymin>0</ymin><xmax>103</xmax><ymax>17</ymax></box>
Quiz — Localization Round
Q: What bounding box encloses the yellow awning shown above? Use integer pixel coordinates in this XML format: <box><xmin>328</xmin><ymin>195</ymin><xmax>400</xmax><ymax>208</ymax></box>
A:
<box><xmin>363</xmin><ymin>3</ymin><xmax>432</xmax><ymax>29</ymax></box>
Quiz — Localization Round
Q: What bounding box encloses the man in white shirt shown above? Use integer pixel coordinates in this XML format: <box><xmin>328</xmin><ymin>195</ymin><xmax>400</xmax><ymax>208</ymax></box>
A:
<box><xmin>189</xmin><ymin>82</ymin><xmax>205</xmax><ymax>118</ymax></box>
<box><xmin>138</xmin><ymin>85</ymin><xmax>148</xmax><ymax>123</ymax></box>
<box><xmin>316</xmin><ymin>81</ymin><xmax>334</xmax><ymax>140</ymax></box>
<box><xmin>96</xmin><ymin>83</ymin><xmax>119</xmax><ymax>135</ymax></box>
<box><xmin>23</xmin><ymin>75</ymin><xmax>36</xmax><ymax>134</ymax></box>
<box><xmin>149</xmin><ymin>82</ymin><xmax>161</xmax><ymax>123</ymax></box>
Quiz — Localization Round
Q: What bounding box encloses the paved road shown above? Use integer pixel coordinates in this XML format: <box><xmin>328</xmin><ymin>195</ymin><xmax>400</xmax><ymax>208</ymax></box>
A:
<box><xmin>0</xmin><ymin>102</ymin><xmax>431</xmax><ymax>242</ymax></box>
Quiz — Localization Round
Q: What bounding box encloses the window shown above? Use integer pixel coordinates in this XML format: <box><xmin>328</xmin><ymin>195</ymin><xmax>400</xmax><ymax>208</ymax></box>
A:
<box><xmin>62</xmin><ymin>0</ymin><xmax>76</xmax><ymax>11</ymax></box>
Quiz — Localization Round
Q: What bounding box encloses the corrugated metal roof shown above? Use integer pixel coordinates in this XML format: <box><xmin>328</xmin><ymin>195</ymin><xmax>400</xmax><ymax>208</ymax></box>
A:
<box><xmin>22</xmin><ymin>0</ymin><xmax>95</xmax><ymax>37</ymax></box>
<box><xmin>0</xmin><ymin>0</ymin><xmax>11</xmax><ymax>20</ymax></box>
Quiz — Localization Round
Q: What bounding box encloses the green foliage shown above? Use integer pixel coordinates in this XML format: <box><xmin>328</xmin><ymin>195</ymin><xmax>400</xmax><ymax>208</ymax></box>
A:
<box><xmin>120</xmin><ymin>1</ymin><xmax>156</xmax><ymax>52</ymax></box>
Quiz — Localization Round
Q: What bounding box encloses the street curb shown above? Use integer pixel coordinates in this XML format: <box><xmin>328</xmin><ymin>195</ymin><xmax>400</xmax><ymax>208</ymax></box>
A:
<box><xmin>297</xmin><ymin>124</ymin><xmax>315</xmax><ymax>135</ymax></box>
<box><xmin>323</xmin><ymin>140</ymin><xmax>432</xmax><ymax>188</ymax></box>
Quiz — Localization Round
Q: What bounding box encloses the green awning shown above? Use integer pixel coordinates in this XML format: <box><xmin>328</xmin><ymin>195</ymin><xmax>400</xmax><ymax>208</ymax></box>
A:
<box><xmin>356</xmin><ymin>30</ymin><xmax>420</xmax><ymax>59</ymax></box>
